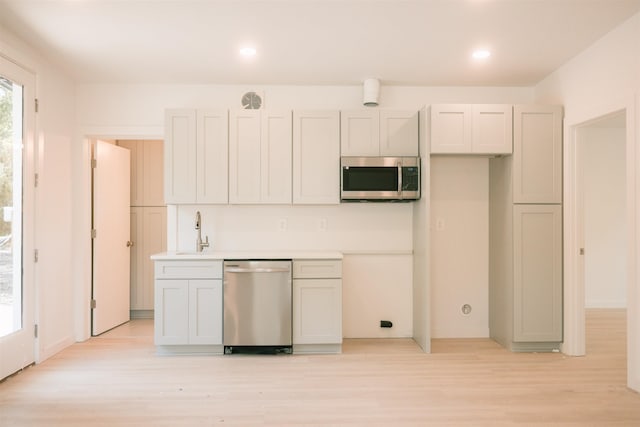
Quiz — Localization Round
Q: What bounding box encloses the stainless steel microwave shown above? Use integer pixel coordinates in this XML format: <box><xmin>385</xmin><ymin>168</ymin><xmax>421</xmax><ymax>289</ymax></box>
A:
<box><xmin>341</xmin><ymin>156</ymin><xmax>420</xmax><ymax>202</ymax></box>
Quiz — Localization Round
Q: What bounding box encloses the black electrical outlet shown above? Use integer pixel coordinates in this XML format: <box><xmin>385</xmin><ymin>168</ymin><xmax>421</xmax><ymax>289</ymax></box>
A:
<box><xmin>380</xmin><ymin>320</ymin><xmax>393</xmax><ymax>328</ymax></box>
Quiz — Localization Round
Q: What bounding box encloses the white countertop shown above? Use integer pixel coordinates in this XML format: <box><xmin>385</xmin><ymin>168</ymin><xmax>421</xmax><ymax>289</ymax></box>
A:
<box><xmin>150</xmin><ymin>250</ymin><xmax>343</xmax><ymax>261</ymax></box>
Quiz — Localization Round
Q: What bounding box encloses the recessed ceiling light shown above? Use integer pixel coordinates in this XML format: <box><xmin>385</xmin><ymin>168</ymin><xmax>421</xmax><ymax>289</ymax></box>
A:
<box><xmin>472</xmin><ymin>49</ymin><xmax>491</xmax><ymax>59</ymax></box>
<box><xmin>239</xmin><ymin>47</ymin><xmax>257</xmax><ymax>57</ymax></box>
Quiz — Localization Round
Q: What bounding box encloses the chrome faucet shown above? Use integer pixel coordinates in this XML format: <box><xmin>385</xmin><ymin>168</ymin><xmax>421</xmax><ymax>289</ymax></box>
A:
<box><xmin>195</xmin><ymin>211</ymin><xmax>209</xmax><ymax>252</ymax></box>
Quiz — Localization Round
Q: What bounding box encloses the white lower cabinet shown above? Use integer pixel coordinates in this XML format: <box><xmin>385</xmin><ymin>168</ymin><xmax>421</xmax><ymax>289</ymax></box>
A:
<box><xmin>488</xmin><ymin>200</ymin><xmax>563</xmax><ymax>352</ymax></box>
<box><xmin>513</xmin><ymin>204</ymin><xmax>563</xmax><ymax>344</ymax></box>
<box><xmin>153</xmin><ymin>258</ymin><xmax>342</xmax><ymax>355</ymax></box>
<box><xmin>292</xmin><ymin>260</ymin><xmax>343</xmax><ymax>353</ymax></box>
<box><xmin>154</xmin><ymin>260</ymin><xmax>223</xmax><ymax>353</ymax></box>
<box><xmin>154</xmin><ymin>280</ymin><xmax>189</xmax><ymax>345</ymax></box>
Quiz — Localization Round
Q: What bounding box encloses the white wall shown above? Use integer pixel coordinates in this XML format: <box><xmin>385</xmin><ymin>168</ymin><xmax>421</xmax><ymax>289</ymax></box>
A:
<box><xmin>0</xmin><ymin>25</ymin><xmax>76</xmax><ymax>361</ymax></box>
<box><xmin>581</xmin><ymin>127</ymin><xmax>627</xmax><ymax>308</ymax></box>
<box><xmin>430</xmin><ymin>157</ymin><xmax>489</xmax><ymax>338</ymax></box>
<box><xmin>173</xmin><ymin>204</ymin><xmax>413</xmax><ymax>254</ymax></box>
<box><xmin>76</xmin><ymin>84</ymin><xmax>535</xmax><ymax>136</ymax></box>
<box><xmin>342</xmin><ymin>254</ymin><xmax>413</xmax><ymax>338</ymax></box>
<box><xmin>534</xmin><ymin>11</ymin><xmax>640</xmax><ymax>391</ymax></box>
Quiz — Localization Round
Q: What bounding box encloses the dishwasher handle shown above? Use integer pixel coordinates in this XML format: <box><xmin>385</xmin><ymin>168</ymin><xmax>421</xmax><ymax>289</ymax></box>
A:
<box><xmin>224</xmin><ymin>267</ymin><xmax>290</xmax><ymax>274</ymax></box>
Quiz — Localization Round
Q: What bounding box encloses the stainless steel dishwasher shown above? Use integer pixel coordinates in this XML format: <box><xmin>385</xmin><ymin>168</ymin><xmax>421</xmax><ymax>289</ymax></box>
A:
<box><xmin>223</xmin><ymin>260</ymin><xmax>292</xmax><ymax>354</ymax></box>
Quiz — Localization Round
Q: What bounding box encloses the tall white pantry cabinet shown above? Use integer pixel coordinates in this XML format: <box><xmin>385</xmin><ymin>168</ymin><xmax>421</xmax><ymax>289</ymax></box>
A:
<box><xmin>488</xmin><ymin>105</ymin><xmax>564</xmax><ymax>351</ymax></box>
<box><xmin>430</xmin><ymin>103</ymin><xmax>563</xmax><ymax>351</ymax></box>
<box><xmin>117</xmin><ymin>140</ymin><xmax>167</xmax><ymax>318</ymax></box>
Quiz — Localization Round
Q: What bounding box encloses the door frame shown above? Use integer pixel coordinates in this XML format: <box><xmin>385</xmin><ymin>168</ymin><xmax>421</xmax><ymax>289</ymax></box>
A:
<box><xmin>563</xmin><ymin>94</ymin><xmax>638</xmax><ymax>391</ymax></box>
<box><xmin>0</xmin><ymin>54</ymin><xmax>37</xmax><ymax>377</ymax></box>
<box><xmin>76</xmin><ymin>131</ymin><xmax>162</xmax><ymax>342</ymax></box>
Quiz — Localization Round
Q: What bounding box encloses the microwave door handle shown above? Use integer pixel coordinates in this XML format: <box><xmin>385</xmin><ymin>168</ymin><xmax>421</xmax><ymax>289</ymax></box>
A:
<box><xmin>397</xmin><ymin>161</ymin><xmax>402</xmax><ymax>195</ymax></box>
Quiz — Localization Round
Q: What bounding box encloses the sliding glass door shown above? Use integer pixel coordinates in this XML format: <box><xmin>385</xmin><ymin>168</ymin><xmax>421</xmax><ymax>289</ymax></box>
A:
<box><xmin>0</xmin><ymin>56</ymin><xmax>36</xmax><ymax>380</ymax></box>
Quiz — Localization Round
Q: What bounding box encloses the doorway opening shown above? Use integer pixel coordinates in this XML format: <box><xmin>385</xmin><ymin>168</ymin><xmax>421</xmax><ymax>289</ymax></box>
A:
<box><xmin>576</xmin><ymin>111</ymin><xmax>627</xmax><ymax>364</ymax></box>
<box><xmin>90</xmin><ymin>139</ymin><xmax>131</xmax><ymax>336</ymax></box>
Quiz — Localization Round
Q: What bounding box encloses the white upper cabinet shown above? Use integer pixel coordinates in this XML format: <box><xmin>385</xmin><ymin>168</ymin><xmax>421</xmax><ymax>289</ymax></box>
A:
<box><xmin>341</xmin><ymin>110</ymin><xmax>419</xmax><ymax>156</ymax></box>
<box><xmin>164</xmin><ymin>109</ymin><xmax>228</xmax><ymax>204</ymax></box>
<box><xmin>472</xmin><ymin>105</ymin><xmax>513</xmax><ymax>154</ymax></box>
<box><xmin>430</xmin><ymin>104</ymin><xmax>512</xmax><ymax>154</ymax></box>
<box><xmin>341</xmin><ymin>110</ymin><xmax>379</xmax><ymax>156</ymax></box>
<box><xmin>229</xmin><ymin>109</ymin><xmax>292</xmax><ymax>204</ymax></box>
<box><xmin>293</xmin><ymin>110</ymin><xmax>340</xmax><ymax>204</ymax></box>
<box><xmin>262</xmin><ymin>111</ymin><xmax>293</xmax><ymax>204</ymax></box>
<box><xmin>430</xmin><ymin>104</ymin><xmax>472</xmax><ymax>153</ymax></box>
<box><xmin>379</xmin><ymin>110</ymin><xmax>420</xmax><ymax>156</ymax></box>
<box><xmin>197</xmin><ymin>109</ymin><xmax>229</xmax><ymax>204</ymax></box>
<box><xmin>229</xmin><ymin>110</ymin><xmax>261</xmax><ymax>203</ymax></box>
<box><xmin>513</xmin><ymin>105</ymin><xmax>563</xmax><ymax>204</ymax></box>
<box><xmin>164</xmin><ymin>109</ymin><xmax>197</xmax><ymax>203</ymax></box>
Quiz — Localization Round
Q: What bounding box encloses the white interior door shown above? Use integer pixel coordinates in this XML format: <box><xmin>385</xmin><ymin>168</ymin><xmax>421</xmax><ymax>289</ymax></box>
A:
<box><xmin>0</xmin><ymin>56</ymin><xmax>36</xmax><ymax>380</ymax></box>
<box><xmin>92</xmin><ymin>140</ymin><xmax>131</xmax><ymax>336</ymax></box>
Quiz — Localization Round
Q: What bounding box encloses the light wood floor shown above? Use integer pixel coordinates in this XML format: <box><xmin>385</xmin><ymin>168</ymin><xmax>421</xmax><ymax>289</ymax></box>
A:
<box><xmin>1</xmin><ymin>309</ymin><xmax>638</xmax><ymax>426</ymax></box>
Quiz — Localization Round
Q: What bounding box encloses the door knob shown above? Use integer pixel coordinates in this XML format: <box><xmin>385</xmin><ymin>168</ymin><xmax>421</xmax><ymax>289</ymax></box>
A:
<box><xmin>127</xmin><ymin>241</ymin><xmax>134</xmax><ymax>247</ymax></box>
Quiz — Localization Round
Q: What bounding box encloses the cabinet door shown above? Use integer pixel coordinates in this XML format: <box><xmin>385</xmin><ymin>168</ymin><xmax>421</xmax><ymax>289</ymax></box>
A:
<box><xmin>154</xmin><ymin>279</ymin><xmax>189</xmax><ymax>345</ymax></box>
<box><xmin>430</xmin><ymin>104</ymin><xmax>472</xmax><ymax>154</ymax></box>
<box><xmin>119</xmin><ymin>140</ymin><xmax>164</xmax><ymax>207</ymax></box>
<box><xmin>188</xmin><ymin>280</ymin><xmax>223</xmax><ymax>345</ymax></box>
<box><xmin>340</xmin><ymin>110</ymin><xmax>380</xmax><ymax>156</ymax></box>
<box><xmin>513</xmin><ymin>205</ymin><xmax>562</xmax><ymax>342</ymax></box>
<box><xmin>229</xmin><ymin>110</ymin><xmax>262</xmax><ymax>203</ymax></box>
<box><xmin>129</xmin><ymin>207</ymin><xmax>144</xmax><ymax>310</ymax></box>
<box><xmin>117</xmin><ymin>140</ymin><xmax>144</xmax><ymax>206</ymax></box>
<box><xmin>164</xmin><ymin>109</ymin><xmax>197</xmax><ymax>203</ymax></box>
<box><xmin>513</xmin><ymin>105</ymin><xmax>563</xmax><ymax>203</ymax></box>
<box><xmin>293</xmin><ymin>279</ymin><xmax>342</xmax><ymax>344</ymax></box>
<box><xmin>142</xmin><ymin>140</ymin><xmax>165</xmax><ymax>206</ymax></box>
<box><xmin>261</xmin><ymin>110</ymin><xmax>292</xmax><ymax>204</ymax></box>
<box><xmin>293</xmin><ymin>259</ymin><xmax>342</xmax><ymax>279</ymax></box>
<box><xmin>472</xmin><ymin>105</ymin><xmax>513</xmax><ymax>154</ymax></box>
<box><xmin>380</xmin><ymin>110</ymin><xmax>419</xmax><ymax>156</ymax></box>
<box><xmin>141</xmin><ymin>207</ymin><xmax>167</xmax><ymax>311</ymax></box>
<box><xmin>197</xmin><ymin>110</ymin><xmax>228</xmax><ymax>204</ymax></box>
<box><xmin>292</xmin><ymin>111</ymin><xmax>340</xmax><ymax>204</ymax></box>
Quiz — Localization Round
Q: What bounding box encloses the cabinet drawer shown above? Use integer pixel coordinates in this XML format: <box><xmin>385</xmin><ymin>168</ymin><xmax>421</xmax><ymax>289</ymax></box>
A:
<box><xmin>293</xmin><ymin>260</ymin><xmax>342</xmax><ymax>279</ymax></box>
<box><xmin>154</xmin><ymin>260</ymin><xmax>223</xmax><ymax>279</ymax></box>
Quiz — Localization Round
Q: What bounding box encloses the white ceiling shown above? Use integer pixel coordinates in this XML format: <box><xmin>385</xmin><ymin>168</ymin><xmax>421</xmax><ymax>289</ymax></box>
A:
<box><xmin>1</xmin><ymin>0</ymin><xmax>639</xmax><ymax>87</ymax></box>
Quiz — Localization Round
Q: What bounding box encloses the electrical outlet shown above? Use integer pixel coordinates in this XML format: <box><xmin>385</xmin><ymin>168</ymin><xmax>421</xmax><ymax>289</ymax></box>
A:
<box><xmin>319</xmin><ymin>218</ymin><xmax>327</xmax><ymax>231</ymax></box>
<box><xmin>436</xmin><ymin>218</ymin><xmax>445</xmax><ymax>231</ymax></box>
<box><xmin>278</xmin><ymin>218</ymin><xmax>287</xmax><ymax>231</ymax></box>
